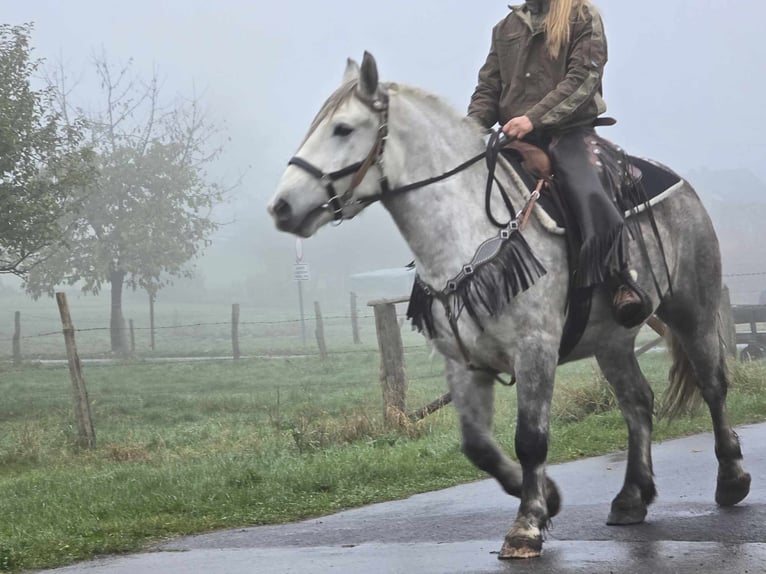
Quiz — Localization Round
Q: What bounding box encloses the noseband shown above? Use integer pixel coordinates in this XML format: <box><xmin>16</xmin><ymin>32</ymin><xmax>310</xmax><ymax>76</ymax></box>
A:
<box><xmin>287</xmin><ymin>91</ymin><xmax>391</xmax><ymax>222</ymax></box>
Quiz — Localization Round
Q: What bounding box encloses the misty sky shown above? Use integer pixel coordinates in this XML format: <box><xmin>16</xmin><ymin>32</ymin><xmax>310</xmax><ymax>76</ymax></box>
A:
<box><xmin>3</xmin><ymin>0</ymin><xmax>766</xmax><ymax>295</ymax></box>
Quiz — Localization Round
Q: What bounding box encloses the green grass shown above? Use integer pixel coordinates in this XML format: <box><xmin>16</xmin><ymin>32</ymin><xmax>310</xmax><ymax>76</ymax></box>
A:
<box><xmin>1</xmin><ymin>351</ymin><xmax>766</xmax><ymax>572</ymax></box>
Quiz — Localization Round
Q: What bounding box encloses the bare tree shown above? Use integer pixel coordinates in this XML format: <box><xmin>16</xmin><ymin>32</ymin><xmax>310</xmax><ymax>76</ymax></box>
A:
<box><xmin>26</xmin><ymin>53</ymin><xmax>227</xmax><ymax>353</ymax></box>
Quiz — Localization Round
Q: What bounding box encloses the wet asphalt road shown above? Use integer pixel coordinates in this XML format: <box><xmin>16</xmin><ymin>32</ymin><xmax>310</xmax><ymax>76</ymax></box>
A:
<box><xmin>40</xmin><ymin>424</ymin><xmax>766</xmax><ymax>574</ymax></box>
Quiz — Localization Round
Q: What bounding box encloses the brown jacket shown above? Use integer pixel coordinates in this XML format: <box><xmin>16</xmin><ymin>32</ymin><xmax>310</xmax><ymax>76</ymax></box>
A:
<box><xmin>468</xmin><ymin>2</ymin><xmax>607</xmax><ymax>132</ymax></box>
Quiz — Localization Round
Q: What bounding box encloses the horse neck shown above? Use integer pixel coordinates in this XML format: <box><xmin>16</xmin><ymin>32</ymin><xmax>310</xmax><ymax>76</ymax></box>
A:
<box><xmin>380</xmin><ymin>88</ymin><xmax>530</xmax><ymax>287</ymax></box>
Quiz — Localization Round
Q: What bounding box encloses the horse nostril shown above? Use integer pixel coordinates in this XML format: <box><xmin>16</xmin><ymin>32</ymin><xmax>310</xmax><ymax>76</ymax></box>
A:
<box><xmin>271</xmin><ymin>198</ymin><xmax>292</xmax><ymax>223</ymax></box>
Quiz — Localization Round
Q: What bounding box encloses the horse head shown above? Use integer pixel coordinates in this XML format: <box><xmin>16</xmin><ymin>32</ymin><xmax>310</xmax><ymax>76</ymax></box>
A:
<box><xmin>268</xmin><ymin>52</ymin><xmax>390</xmax><ymax>237</ymax></box>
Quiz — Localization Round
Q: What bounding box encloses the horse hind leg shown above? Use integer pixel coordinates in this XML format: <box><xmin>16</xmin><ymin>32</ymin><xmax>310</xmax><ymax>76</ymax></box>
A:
<box><xmin>596</xmin><ymin>344</ymin><xmax>657</xmax><ymax>525</ymax></box>
<box><xmin>659</xmin><ymin>304</ymin><xmax>751</xmax><ymax>506</ymax></box>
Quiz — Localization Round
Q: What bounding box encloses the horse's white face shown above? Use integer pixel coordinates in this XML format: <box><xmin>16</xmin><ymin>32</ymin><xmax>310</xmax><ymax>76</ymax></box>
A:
<box><xmin>268</xmin><ymin>54</ymin><xmax>386</xmax><ymax>237</ymax></box>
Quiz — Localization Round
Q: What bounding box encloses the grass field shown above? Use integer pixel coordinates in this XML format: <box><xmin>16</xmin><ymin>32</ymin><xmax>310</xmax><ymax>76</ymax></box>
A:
<box><xmin>2</xmin><ymin>346</ymin><xmax>766</xmax><ymax>573</ymax></box>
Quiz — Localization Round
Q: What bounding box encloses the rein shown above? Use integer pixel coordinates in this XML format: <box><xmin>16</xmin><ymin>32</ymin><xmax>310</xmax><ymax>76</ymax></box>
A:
<box><xmin>287</xmin><ymin>89</ymin><xmax>522</xmax><ymax>227</ymax></box>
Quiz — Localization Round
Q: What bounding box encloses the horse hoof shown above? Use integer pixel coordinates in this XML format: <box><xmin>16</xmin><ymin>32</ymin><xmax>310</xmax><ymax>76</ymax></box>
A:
<box><xmin>716</xmin><ymin>472</ymin><xmax>751</xmax><ymax>507</ymax></box>
<box><xmin>606</xmin><ymin>505</ymin><xmax>647</xmax><ymax>526</ymax></box>
<box><xmin>498</xmin><ymin>536</ymin><xmax>543</xmax><ymax>560</ymax></box>
<box><xmin>546</xmin><ymin>477</ymin><xmax>562</xmax><ymax>518</ymax></box>
<box><xmin>606</xmin><ymin>501</ymin><xmax>647</xmax><ymax>526</ymax></box>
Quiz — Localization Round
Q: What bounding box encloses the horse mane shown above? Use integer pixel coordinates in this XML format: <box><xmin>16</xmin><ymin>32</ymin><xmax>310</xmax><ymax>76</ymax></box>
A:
<box><xmin>305</xmin><ymin>80</ymin><xmax>486</xmax><ymax>145</ymax></box>
<box><xmin>393</xmin><ymin>84</ymin><xmax>487</xmax><ymax>141</ymax></box>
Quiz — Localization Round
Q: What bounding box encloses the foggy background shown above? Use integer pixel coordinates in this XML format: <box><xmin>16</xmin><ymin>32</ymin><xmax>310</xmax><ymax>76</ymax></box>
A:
<box><xmin>2</xmin><ymin>0</ymin><xmax>765</xmax><ymax>309</ymax></box>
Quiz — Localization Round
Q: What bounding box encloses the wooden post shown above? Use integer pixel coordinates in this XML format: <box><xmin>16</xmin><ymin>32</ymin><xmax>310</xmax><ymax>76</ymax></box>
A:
<box><xmin>635</xmin><ymin>337</ymin><xmax>664</xmax><ymax>357</ymax></box>
<box><xmin>720</xmin><ymin>285</ymin><xmax>737</xmax><ymax>357</ymax></box>
<box><xmin>149</xmin><ymin>291</ymin><xmax>156</xmax><ymax>352</ymax></box>
<box><xmin>369</xmin><ymin>297</ymin><xmax>409</xmax><ymax>424</ymax></box>
<box><xmin>350</xmin><ymin>292</ymin><xmax>361</xmax><ymax>344</ymax></box>
<box><xmin>129</xmin><ymin>319</ymin><xmax>136</xmax><ymax>354</ymax></box>
<box><xmin>231</xmin><ymin>303</ymin><xmax>241</xmax><ymax>360</ymax></box>
<box><xmin>314</xmin><ymin>301</ymin><xmax>328</xmax><ymax>359</ymax></box>
<box><xmin>411</xmin><ymin>392</ymin><xmax>452</xmax><ymax>421</ymax></box>
<box><xmin>55</xmin><ymin>292</ymin><xmax>96</xmax><ymax>449</ymax></box>
<box><xmin>12</xmin><ymin>311</ymin><xmax>21</xmax><ymax>366</ymax></box>
<box><xmin>646</xmin><ymin>316</ymin><xmax>666</xmax><ymax>337</ymax></box>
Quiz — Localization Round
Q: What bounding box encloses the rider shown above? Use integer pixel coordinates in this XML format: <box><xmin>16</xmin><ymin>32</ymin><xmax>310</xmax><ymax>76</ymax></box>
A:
<box><xmin>467</xmin><ymin>0</ymin><xmax>648</xmax><ymax>327</ymax></box>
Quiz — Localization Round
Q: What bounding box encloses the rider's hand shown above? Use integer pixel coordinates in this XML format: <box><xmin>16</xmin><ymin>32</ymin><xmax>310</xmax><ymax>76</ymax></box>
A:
<box><xmin>502</xmin><ymin>116</ymin><xmax>534</xmax><ymax>140</ymax></box>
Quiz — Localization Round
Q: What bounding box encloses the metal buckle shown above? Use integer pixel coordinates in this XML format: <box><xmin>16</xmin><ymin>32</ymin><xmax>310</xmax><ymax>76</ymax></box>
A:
<box><xmin>509</xmin><ymin>220</ymin><xmax>519</xmax><ymax>231</ymax></box>
<box><xmin>500</xmin><ymin>228</ymin><xmax>511</xmax><ymax>240</ymax></box>
<box><xmin>446</xmin><ymin>280</ymin><xmax>458</xmax><ymax>293</ymax></box>
<box><xmin>463</xmin><ymin>264</ymin><xmax>474</xmax><ymax>276</ymax></box>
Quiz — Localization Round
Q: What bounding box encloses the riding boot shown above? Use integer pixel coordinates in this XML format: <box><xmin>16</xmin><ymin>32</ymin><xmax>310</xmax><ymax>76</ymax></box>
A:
<box><xmin>610</xmin><ymin>270</ymin><xmax>652</xmax><ymax>328</ymax></box>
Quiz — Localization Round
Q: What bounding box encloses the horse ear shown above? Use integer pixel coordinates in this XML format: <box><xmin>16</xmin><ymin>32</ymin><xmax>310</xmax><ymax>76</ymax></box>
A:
<box><xmin>343</xmin><ymin>58</ymin><xmax>360</xmax><ymax>83</ymax></box>
<box><xmin>359</xmin><ymin>51</ymin><xmax>379</xmax><ymax>99</ymax></box>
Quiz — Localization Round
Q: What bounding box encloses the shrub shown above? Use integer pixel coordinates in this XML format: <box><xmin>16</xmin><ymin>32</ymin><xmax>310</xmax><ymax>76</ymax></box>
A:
<box><xmin>552</xmin><ymin>370</ymin><xmax>617</xmax><ymax>423</ymax></box>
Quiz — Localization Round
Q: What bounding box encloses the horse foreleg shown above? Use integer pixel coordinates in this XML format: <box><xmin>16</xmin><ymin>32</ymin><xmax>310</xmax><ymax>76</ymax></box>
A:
<box><xmin>596</xmin><ymin>345</ymin><xmax>657</xmax><ymax>525</ymax></box>
<box><xmin>498</xmin><ymin>345</ymin><xmax>558</xmax><ymax>560</ymax></box>
<box><xmin>446</xmin><ymin>358</ymin><xmax>561</xmax><ymax>517</ymax></box>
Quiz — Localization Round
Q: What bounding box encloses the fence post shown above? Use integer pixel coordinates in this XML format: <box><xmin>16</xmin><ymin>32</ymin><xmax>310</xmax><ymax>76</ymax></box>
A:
<box><xmin>314</xmin><ymin>301</ymin><xmax>328</xmax><ymax>359</ymax></box>
<box><xmin>55</xmin><ymin>292</ymin><xmax>96</xmax><ymax>449</ymax></box>
<box><xmin>129</xmin><ymin>319</ymin><xmax>136</xmax><ymax>354</ymax></box>
<box><xmin>231</xmin><ymin>303</ymin><xmax>241</xmax><ymax>360</ymax></box>
<box><xmin>720</xmin><ymin>285</ymin><xmax>737</xmax><ymax>358</ymax></box>
<box><xmin>369</xmin><ymin>297</ymin><xmax>409</xmax><ymax>424</ymax></box>
<box><xmin>12</xmin><ymin>311</ymin><xmax>21</xmax><ymax>366</ymax></box>
<box><xmin>350</xmin><ymin>292</ymin><xmax>361</xmax><ymax>344</ymax></box>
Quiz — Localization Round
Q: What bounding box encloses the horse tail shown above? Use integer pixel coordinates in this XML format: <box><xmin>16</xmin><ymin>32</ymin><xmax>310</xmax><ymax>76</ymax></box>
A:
<box><xmin>659</xmin><ymin>324</ymin><xmax>720</xmax><ymax>420</ymax></box>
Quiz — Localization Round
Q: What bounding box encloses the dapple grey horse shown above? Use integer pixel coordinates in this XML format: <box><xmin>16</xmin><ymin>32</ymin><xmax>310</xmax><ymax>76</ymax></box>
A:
<box><xmin>267</xmin><ymin>53</ymin><xmax>750</xmax><ymax>559</ymax></box>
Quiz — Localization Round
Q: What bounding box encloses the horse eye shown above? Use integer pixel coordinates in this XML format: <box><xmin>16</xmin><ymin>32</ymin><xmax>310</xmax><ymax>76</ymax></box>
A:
<box><xmin>333</xmin><ymin>123</ymin><xmax>355</xmax><ymax>137</ymax></box>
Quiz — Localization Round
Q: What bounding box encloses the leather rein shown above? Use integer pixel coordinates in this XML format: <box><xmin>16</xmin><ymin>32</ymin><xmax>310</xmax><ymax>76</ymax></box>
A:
<box><xmin>287</xmin><ymin>89</ymin><xmax>530</xmax><ymax>229</ymax></box>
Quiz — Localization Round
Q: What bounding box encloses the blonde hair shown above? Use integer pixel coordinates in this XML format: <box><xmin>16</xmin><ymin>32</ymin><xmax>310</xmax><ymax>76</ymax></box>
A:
<box><xmin>545</xmin><ymin>0</ymin><xmax>590</xmax><ymax>59</ymax></box>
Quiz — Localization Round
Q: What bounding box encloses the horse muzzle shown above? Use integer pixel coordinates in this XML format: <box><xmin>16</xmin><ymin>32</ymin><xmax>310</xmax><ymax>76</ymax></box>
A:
<box><xmin>267</xmin><ymin>195</ymin><xmax>332</xmax><ymax>237</ymax></box>
<box><xmin>268</xmin><ymin>198</ymin><xmax>294</xmax><ymax>231</ymax></box>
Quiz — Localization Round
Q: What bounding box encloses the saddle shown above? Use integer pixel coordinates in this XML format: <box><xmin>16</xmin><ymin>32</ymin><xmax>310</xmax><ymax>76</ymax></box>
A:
<box><xmin>504</xmin><ymin>140</ymin><xmax>554</xmax><ymax>181</ymax></box>
<box><xmin>499</xmin><ymin>117</ymin><xmax>619</xmax><ymax>182</ymax></box>
<box><xmin>502</xmin><ymin>135</ymin><xmax>681</xmax><ymax>228</ymax></box>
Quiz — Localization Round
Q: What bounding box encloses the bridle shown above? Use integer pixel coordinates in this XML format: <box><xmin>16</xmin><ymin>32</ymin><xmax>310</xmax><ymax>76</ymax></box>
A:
<box><xmin>287</xmin><ymin>87</ymin><xmax>512</xmax><ymax>225</ymax></box>
<box><xmin>287</xmin><ymin>90</ymin><xmax>393</xmax><ymax>223</ymax></box>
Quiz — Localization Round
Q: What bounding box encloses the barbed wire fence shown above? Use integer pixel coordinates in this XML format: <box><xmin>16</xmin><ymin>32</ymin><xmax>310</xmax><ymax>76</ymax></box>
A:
<box><xmin>0</xmin><ymin>296</ymin><xmax>425</xmax><ymax>362</ymax></box>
